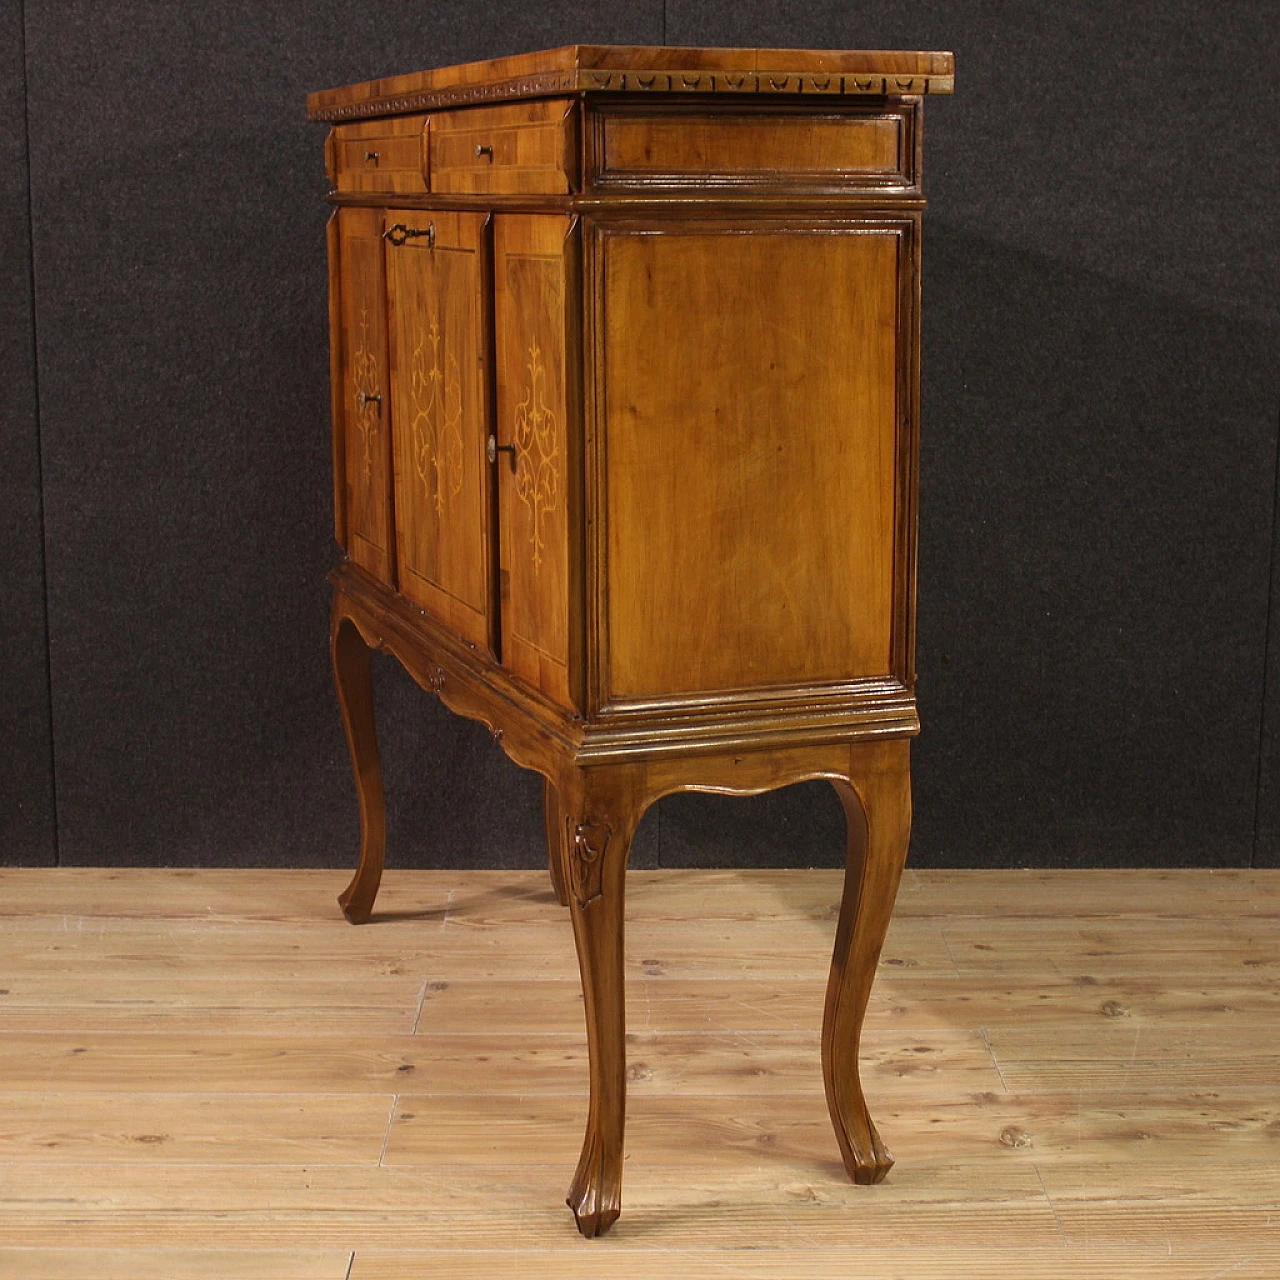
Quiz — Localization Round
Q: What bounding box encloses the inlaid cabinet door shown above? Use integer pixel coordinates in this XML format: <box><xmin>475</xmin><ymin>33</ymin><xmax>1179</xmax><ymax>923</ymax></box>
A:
<box><xmin>384</xmin><ymin>209</ymin><xmax>494</xmax><ymax>654</ymax></box>
<box><xmin>493</xmin><ymin>214</ymin><xmax>577</xmax><ymax>708</ymax></box>
<box><xmin>330</xmin><ymin>206</ymin><xmax>394</xmax><ymax>583</ymax></box>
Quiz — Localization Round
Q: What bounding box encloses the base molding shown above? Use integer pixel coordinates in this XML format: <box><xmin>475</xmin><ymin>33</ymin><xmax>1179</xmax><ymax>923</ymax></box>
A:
<box><xmin>331</xmin><ymin>561</ymin><xmax>918</xmax><ymax>773</ymax></box>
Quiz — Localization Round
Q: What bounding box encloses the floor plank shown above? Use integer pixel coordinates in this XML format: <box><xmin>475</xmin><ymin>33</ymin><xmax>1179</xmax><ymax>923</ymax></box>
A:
<box><xmin>348</xmin><ymin>1247</ymin><xmax>1280</xmax><ymax>1280</ymax></box>
<box><xmin>381</xmin><ymin>1088</ymin><xmax>1280</xmax><ymax>1168</ymax></box>
<box><xmin>0</xmin><ymin>1251</ymin><xmax>351</xmax><ymax>1280</ymax></box>
<box><xmin>0</xmin><ymin>1027</ymin><xmax>1001</xmax><ymax>1095</ymax></box>
<box><xmin>411</xmin><ymin>973</ymin><xmax>1280</xmax><ymax>1034</ymax></box>
<box><xmin>0</xmin><ymin>866</ymin><xmax>1275</xmax><ymax>1275</ymax></box>
<box><xmin>0</xmin><ymin>1160</ymin><xmax>1060</xmax><ymax>1249</ymax></box>
<box><xmin>0</xmin><ymin>1091</ymin><xmax>393</xmax><ymax>1163</ymax></box>
<box><xmin>0</xmin><ymin>976</ymin><xmax>423</xmax><ymax>1034</ymax></box>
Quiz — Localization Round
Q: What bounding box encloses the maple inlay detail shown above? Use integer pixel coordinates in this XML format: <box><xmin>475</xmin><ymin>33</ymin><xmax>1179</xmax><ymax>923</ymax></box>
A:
<box><xmin>512</xmin><ymin>340</ymin><xmax>559</xmax><ymax>567</ymax></box>
<box><xmin>410</xmin><ymin>321</ymin><xmax>465</xmax><ymax>514</ymax></box>
<box><xmin>351</xmin><ymin>305</ymin><xmax>379</xmax><ymax>479</ymax></box>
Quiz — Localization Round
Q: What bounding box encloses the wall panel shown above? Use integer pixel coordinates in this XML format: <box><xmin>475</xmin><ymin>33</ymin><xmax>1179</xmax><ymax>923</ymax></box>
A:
<box><xmin>9</xmin><ymin>4</ymin><xmax>1278</xmax><ymax>871</ymax></box>
<box><xmin>0</xmin><ymin>0</ymin><xmax>56</xmax><ymax>865</ymax></box>
<box><xmin>25</xmin><ymin>2</ymin><xmax>662</xmax><ymax>869</ymax></box>
<box><xmin>658</xmin><ymin>0</ymin><xmax>1280</xmax><ymax>867</ymax></box>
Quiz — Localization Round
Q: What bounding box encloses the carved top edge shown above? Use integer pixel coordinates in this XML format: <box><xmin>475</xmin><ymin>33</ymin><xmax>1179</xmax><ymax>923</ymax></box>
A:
<box><xmin>307</xmin><ymin>46</ymin><xmax>954</xmax><ymax>121</ymax></box>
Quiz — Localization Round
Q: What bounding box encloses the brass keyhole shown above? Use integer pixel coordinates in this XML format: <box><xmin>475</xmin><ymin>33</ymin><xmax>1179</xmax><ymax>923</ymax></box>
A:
<box><xmin>384</xmin><ymin>222</ymin><xmax>435</xmax><ymax>248</ymax></box>
<box><xmin>487</xmin><ymin>434</ymin><xmax>517</xmax><ymax>469</ymax></box>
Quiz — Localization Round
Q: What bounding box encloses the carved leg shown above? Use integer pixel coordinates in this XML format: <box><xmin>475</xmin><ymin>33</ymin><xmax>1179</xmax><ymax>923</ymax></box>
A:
<box><xmin>332</xmin><ymin>607</ymin><xmax>386</xmax><ymax>925</ymax></box>
<box><xmin>561</xmin><ymin>769</ymin><xmax>643</xmax><ymax>1237</ymax></box>
<box><xmin>824</xmin><ymin>739</ymin><xmax>913</xmax><ymax>1183</ymax></box>
<box><xmin>543</xmin><ymin>778</ymin><xmax>570</xmax><ymax>907</ymax></box>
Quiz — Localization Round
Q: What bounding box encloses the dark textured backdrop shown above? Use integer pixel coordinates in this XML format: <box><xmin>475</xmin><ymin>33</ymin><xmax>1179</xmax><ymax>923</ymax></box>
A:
<box><xmin>4</xmin><ymin>2</ymin><xmax>1278</xmax><ymax>872</ymax></box>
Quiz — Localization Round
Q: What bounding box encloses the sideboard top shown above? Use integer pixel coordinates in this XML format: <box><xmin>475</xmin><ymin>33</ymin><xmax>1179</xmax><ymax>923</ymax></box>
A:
<box><xmin>306</xmin><ymin>44</ymin><xmax>955</xmax><ymax>122</ymax></box>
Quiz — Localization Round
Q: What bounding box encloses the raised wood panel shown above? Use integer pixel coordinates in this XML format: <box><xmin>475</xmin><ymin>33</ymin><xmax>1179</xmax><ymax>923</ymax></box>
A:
<box><xmin>428</xmin><ymin>100</ymin><xmax>575</xmax><ymax>196</ymax></box>
<box><xmin>596</xmin><ymin>220</ymin><xmax>906</xmax><ymax>706</ymax></box>
<box><xmin>385</xmin><ymin>209</ymin><xmax>493</xmax><ymax>653</ymax></box>
<box><xmin>493</xmin><ymin>214</ymin><xmax>576</xmax><ymax>707</ymax></box>
<box><xmin>331</xmin><ymin>207</ymin><xmax>394</xmax><ymax>583</ymax></box>
<box><xmin>593</xmin><ymin>107</ymin><xmax>911</xmax><ymax>189</ymax></box>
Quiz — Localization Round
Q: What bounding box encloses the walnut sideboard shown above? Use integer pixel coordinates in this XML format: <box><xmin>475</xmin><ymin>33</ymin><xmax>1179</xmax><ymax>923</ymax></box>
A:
<box><xmin>308</xmin><ymin>44</ymin><xmax>954</xmax><ymax>1236</ymax></box>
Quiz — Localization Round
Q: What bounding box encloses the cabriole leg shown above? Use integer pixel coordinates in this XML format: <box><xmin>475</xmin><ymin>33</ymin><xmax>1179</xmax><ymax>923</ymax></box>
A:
<box><xmin>824</xmin><ymin>739</ymin><xmax>913</xmax><ymax>1183</ymax></box>
<box><xmin>331</xmin><ymin>605</ymin><xmax>386</xmax><ymax>925</ymax></box>
<box><xmin>561</xmin><ymin>768</ymin><xmax>643</xmax><ymax>1237</ymax></box>
<box><xmin>543</xmin><ymin>777</ymin><xmax>570</xmax><ymax>907</ymax></box>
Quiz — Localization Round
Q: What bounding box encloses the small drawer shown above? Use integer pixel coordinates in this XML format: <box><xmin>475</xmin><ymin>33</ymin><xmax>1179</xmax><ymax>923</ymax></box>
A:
<box><xmin>329</xmin><ymin>116</ymin><xmax>428</xmax><ymax>193</ymax></box>
<box><xmin>589</xmin><ymin>105</ymin><xmax>916</xmax><ymax>191</ymax></box>
<box><xmin>427</xmin><ymin>99</ymin><xmax>575</xmax><ymax>195</ymax></box>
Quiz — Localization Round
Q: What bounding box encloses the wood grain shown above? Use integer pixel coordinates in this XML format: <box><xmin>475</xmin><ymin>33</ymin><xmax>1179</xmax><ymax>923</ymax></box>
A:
<box><xmin>596</xmin><ymin>217</ymin><xmax>904</xmax><ymax>703</ymax></box>
<box><xmin>493</xmin><ymin>212</ymin><xmax>576</xmax><ymax>704</ymax></box>
<box><xmin>429</xmin><ymin>99</ymin><xmax>575</xmax><ymax>196</ymax></box>
<box><xmin>331</xmin><ymin>207</ymin><xmax>394</xmax><ymax>582</ymax></box>
<box><xmin>305</xmin><ymin>46</ymin><xmax>956</xmax><ymax>122</ymax></box>
<box><xmin>0</xmin><ymin>1028</ymin><xmax>999</xmax><ymax>1095</ymax></box>
<box><xmin>331</xmin><ymin>113</ymin><xmax>427</xmax><ymax>194</ymax></box>
<box><xmin>594</xmin><ymin>105</ymin><xmax>910</xmax><ymax>190</ymax></box>
<box><xmin>12</xmin><ymin>1246</ymin><xmax>1279</xmax><ymax>1280</ymax></box>
<box><xmin>332</xmin><ymin>609</ymin><xmax>386</xmax><ymax>924</ymax></box>
<box><xmin>0</xmin><ymin>867</ymin><xmax>1276</xmax><ymax>1271</ymax></box>
<box><xmin>0</xmin><ymin>1252</ymin><xmax>352</xmax><ymax>1280</ymax></box>
<box><xmin>348</xmin><ymin>1248</ymin><xmax>1280</xmax><ymax>1280</ymax></box>
<box><xmin>0</xmin><ymin>1091</ymin><xmax>393</xmax><ymax>1163</ymax></box>
<box><xmin>385</xmin><ymin>208</ymin><xmax>494</xmax><ymax>651</ymax></box>
<box><xmin>382</xmin><ymin>1088</ymin><xmax>1280</xmax><ymax>1168</ymax></box>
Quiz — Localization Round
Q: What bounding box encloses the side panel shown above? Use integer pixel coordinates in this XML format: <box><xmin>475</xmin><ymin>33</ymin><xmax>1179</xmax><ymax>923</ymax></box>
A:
<box><xmin>385</xmin><ymin>209</ymin><xmax>494</xmax><ymax>653</ymax></box>
<box><xmin>332</xmin><ymin>206</ymin><xmax>395</xmax><ymax>582</ymax></box>
<box><xmin>596</xmin><ymin>218</ymin><xmax>908</xmax><ymax>705</ymax></box>
<box><xmin>493</xmin><ymin>214</ymin><xmax>577</xmax><ymax>707</ymax></box>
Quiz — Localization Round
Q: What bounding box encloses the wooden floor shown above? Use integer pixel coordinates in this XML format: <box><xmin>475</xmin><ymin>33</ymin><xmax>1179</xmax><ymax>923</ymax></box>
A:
<box><xmin>0</xmin><ymin>866</ymin><xmax>1277</xmax><ymax>1278</ymax></box>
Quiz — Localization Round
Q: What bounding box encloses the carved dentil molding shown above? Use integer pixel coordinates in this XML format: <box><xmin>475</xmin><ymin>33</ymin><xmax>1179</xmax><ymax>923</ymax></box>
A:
<box><xmin>309</xmin><ymin>68</ymin><xmax>950</xmax><ymax>122</ymax></box>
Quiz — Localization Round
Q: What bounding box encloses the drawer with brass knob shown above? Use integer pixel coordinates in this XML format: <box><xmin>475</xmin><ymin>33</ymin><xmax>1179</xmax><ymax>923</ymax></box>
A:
<box><xmin>327</xmin><ymin>114</ymin><xmax>428</xmax><ymax>193</ymax></box>
<box><xmin>426</xmin><ymin>98</ymin><xmax>576</xmax><ymax>195</ymax></box>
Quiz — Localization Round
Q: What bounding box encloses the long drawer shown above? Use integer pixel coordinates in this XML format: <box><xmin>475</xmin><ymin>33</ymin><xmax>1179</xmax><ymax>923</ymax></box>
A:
<box><xmin>587</xmin><ymin>103</ymin><xmax>917</xmax><ymax>191</ymax></box>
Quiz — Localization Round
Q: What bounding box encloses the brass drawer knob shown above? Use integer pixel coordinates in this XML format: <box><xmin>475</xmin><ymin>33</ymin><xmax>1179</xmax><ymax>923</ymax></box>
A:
<box><xmin>474</xmin><ymin>143</ymin><xmax>494</xmax><ymax>160</ymax></box>
<box><xmin>356</xmin><ymin>390</ymin><xmax>381</xmax><ymax>409</ymax></box>
<box><xmin>364</xmin><ymin>150</ymin><xmax>379</xmax><ymax>165</ymax></box>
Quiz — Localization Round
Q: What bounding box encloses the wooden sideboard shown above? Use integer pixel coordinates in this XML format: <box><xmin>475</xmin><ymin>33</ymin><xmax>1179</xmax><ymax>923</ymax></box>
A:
<box><xmin>308</xmin><ymin>44</ymin><xmax>953</xmax><ymax>1237</ymax></box>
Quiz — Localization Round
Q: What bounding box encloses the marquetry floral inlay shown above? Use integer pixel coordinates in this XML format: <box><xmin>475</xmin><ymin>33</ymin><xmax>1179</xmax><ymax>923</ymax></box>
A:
<box><xmin>351</xmin><ymin>305</ymin><xmax>379</xmax><ymax>479</ymax></box>
<box><xmin>411</xmin><ymin>321</ymin><xmax>464</xmax><ymax>514</ymax></box>
<box><xmin>512</xmin><ymin>341</ymin><xmax>559</xmax><ymax>568</ymax></box>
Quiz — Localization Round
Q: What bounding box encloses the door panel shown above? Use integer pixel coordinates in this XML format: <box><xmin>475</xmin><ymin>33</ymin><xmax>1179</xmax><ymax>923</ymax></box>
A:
<box><xmin>385</xmin><ymin>209</ymin><xmax>493</xmax><ymax>653</ymax></box>
<box><xmin>493</xmin><ymin>214</ymin><xmax>575</xmax><ymax>707</ymax></box>
<box><xmin>597</xmin><ymin>220</ymin><xmax>905</xmax><ymax>704</ymax></box>
<box><xmin>331</xmin><ymin>206</ymin><xmax>394</xmax><ymax>582</ymax></box>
